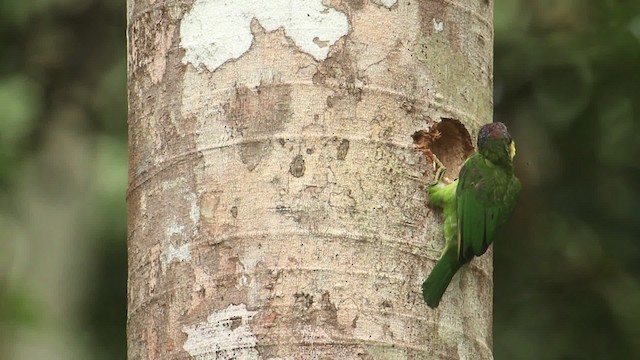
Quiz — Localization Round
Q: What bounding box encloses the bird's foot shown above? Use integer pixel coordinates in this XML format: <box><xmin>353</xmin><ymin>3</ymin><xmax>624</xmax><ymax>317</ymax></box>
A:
<box><xmin>428</xmin><ymin>155</ymin><xmax>447</xmax><ymax>186</ymax></box>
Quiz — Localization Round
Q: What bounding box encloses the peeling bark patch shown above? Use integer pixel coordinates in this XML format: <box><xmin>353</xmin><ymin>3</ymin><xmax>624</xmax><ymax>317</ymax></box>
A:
<box><xmin>224</xmin><ymin>85</ymin><xmax>291</xmax><ymax>171</ymax></box>
<box><xmin>229</xmin><ymin>316</ymin><xmax>242</xmax><ymax>330</ymax></box>
<box><xmin>289</xmin><ymin>155</ymin><xmax>306</xmax><ymax>177</ymax></box>
<box><xmin>418</xmin><ymin>0</ymin><xmax>461</xmax><ymax>51</ymax></box>
<box><xmin>433</xmin><ymin>18</ymin><xmax>444</xmax><ymax>33</ymax></box>
<box><xmin>372</xmin><ymin>0</ymin><xmax>398</xmax><ymax>8</ymax></box>
<box><xmin>380</xmin><ymin>300</ymin><xmax>393</xmax><ymax>309</ymax></box>
<box><xmin>167</xmin><ymin>223</ymin><xmax>185</xmax><ymax>237</ymax></box>
<box><xmin>313</xmin><ymin>37</ymin><xmax>329</xmax><ymax>48</ymax></box>
<box><xmin>342</xmin><ymin>0</ymin><xmax>365</xmax><ymax>11</ymax></box>
<box><xmin>182</xmin><ymin>304</ymin><xmax>259</xmax><ymax>358</ymax></box>
<box><xmin>224</xmin><ymin>85</ymin><xmax>292</xmax><ymax>137</ymax></box>
<box><xmin>240</xmin><ymin>141</ymin><xmax>271</xmax><ymax>171</ymax></box>
<box><xmin>319</xmin><ymin>291</ymin><xmax>339</xmax><ymax>327</ymax></box>
<box><xmin>180</xmin><ymin>0</ymin><xmax>349</xmax><ymax>71</ymax></box>
<box><xmin>238</xmin><ymin>245</ymin><xmax>266</xmax><ymax>305</ymax></box>
<box><xmin>149</xmin><ymin>24</ymin><xmax>175</xmax><ymax>84</ymax></box>
<box><xmin>337</xmin><ymin>139</ymin><xmax>350</xmax><ymax>160</ymax></box>
<box><xmin>312</xmin><ymin>44</ymin><xmax>363</xmax><ymax>102</ymax></box>
<box><xmin>293</xmin><ymin>292</ymin><xmax>314</xmax><ymax>310</ymax></box>
<box><xmin>188</xmin><ymin>192</ymin><xmax>201</xmax><ymax>228</ymax></box>
<box><xmin>129</xmin><ymin>9</ymin><xmax>176</xmax><ymax>81</ymax></box>
<box><xmin>160</xmin><ymin>243</ymin><xmax>192</xmax><ymax>273</ymax></box>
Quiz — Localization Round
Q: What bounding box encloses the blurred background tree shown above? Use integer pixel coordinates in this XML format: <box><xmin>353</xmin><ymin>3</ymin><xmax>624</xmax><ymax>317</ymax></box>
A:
<box><xmin>494</xmin><ymin>0</ymin><xmax>640</xmax><ymax>359</ymax></box>
<box><xmin>0</xmin><ymin>1</ymin><xmax>126</xmax><ymax>359</ymax></box>
<box><xmin>0</xmin><ymin>0</ymin><xmax>638</xmax><ymax>359</ymax></box>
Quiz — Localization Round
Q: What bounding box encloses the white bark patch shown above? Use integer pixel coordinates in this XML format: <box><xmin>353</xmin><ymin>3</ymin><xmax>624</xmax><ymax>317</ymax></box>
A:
<box><xmin>161</xmin><ymin>243</ymin><xmax>192</xmax><ymax>272</ymax></box>
<box><xmin>167</xmin><ymin>223</ymin><xmax>185</xmax><ymax>237</ymax></box>
<box><xmin>372</xmin><ymin>0</ymin><xmax>398</xmax><ymax>8</ymax></box>
<box><xmin>182</xmin><ymin>304</ymin><xmax>260</xmax><ymax>359</ymax></box>
<box><xmin>161</xmin><ymin>179</ymin><xmax>183</xmax><ymax>190</ymax></box>
<box><xmin>238</xmin><ymin>245</ymin><xmax>264</xmax><ymax>304</ymax></box>
<box><xmin>179</xmin><ymin>0</ymin><xmax>349</xmax><ymax>71</ymax></box>
<box><xmin>433</xmin><ymin>18</ymin><xmax>444</xmax><ymax>33</ymax></box>
<box><xmin>139</xmin><ymin>193</ymin><xmax>147</xmax><ymax>232</ymax></box>
<box><xmin>187</xmin><ymin>191</ymin><xmax>201</xmax><ymax>231</ymax></box>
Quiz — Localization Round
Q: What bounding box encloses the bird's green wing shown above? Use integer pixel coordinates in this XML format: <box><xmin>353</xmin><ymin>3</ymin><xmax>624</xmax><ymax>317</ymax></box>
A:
<box><xmin>456</xmin><ymin>156</ymin><xmax>498</xmax><ymax>260</ymax></box>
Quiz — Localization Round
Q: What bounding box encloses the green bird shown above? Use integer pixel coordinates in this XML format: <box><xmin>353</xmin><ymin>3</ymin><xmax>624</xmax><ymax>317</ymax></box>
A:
<box><xmin>422</xmin><ymin>122</ymin><xmax>521</xmax><ymax>308</ymax></box>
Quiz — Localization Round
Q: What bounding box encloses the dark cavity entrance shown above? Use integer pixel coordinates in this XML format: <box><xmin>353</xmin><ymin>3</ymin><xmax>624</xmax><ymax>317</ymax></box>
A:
<box><xmin>412</xmin><ymin>118</ymin><xmax>474</xmax><ymax>181</ymax></box>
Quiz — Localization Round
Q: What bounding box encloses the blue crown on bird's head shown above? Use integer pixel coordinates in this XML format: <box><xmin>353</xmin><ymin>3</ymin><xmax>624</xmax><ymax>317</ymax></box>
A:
<box><xmin>478</xmin><ymin>122</ymin><xmax>512</xmax><ymax>149</ymax></box>
<box><xmin>477</xmin><ymin>122</ymin><xmax>516</xmax><ymax>166</ymax></box>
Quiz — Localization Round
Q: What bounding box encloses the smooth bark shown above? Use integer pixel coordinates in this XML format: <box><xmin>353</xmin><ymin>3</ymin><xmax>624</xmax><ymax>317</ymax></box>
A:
<box><xmin>127</xmin><ymin>0</ymin><xmax>493</xmax><ymax>358</ymax></box>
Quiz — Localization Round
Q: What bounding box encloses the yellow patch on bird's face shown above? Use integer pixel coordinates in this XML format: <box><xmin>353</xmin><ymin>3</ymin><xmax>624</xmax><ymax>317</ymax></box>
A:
<box><xmin>509</xmin><ymin>141</ymin><xmax>516</xmax><ymax>159</ymax></box>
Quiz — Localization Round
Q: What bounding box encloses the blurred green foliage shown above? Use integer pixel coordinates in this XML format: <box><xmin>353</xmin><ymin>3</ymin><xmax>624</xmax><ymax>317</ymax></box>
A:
<box><xmin>494</xmin><ymin>0</ymin><xmax>640</xmax><ymax>359</ymax></box>
<box><xmin>0</xmin><ymin>1</ymin><xmax>126</xmax><ymax>359</ymax></box>
<box><xmin>0</xmin><ymin>0</ymin><xmax>638</xmax><ymax>359</ymax></box>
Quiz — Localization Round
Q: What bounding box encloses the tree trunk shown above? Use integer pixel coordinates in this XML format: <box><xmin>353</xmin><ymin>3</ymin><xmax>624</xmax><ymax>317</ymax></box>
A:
<box><xmin>127</xmin><ymin>0</ymin><xmax>493</xmax><ymax>359</ymax></box>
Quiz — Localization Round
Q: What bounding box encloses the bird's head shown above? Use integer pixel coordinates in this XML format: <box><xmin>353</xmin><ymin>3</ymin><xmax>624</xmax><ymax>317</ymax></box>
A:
<box><xmin>477</xmin><ymin>122</ymin><xmax>516</xmax><ymax>168</ymax></box>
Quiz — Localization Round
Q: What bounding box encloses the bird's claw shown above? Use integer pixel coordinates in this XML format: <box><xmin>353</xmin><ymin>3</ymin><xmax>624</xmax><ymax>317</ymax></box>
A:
<box><xmin>429</xmin><ymin>155</ymin><xmax>447</xmax><ymax>186</ymax></box>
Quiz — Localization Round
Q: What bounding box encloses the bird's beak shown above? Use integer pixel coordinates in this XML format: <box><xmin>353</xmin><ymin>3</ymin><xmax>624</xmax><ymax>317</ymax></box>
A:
<box><xmin>509</xmin><ymin>141</ymin><xmax>516</xmax><ymax>160</ymax></box>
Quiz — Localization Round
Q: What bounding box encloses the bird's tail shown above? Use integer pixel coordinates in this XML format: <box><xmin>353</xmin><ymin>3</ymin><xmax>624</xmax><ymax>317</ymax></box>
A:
<box><xmin>422</xmin><ymin>246</ymin><xmax>462</xmax><ymax>308</ymax></box>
